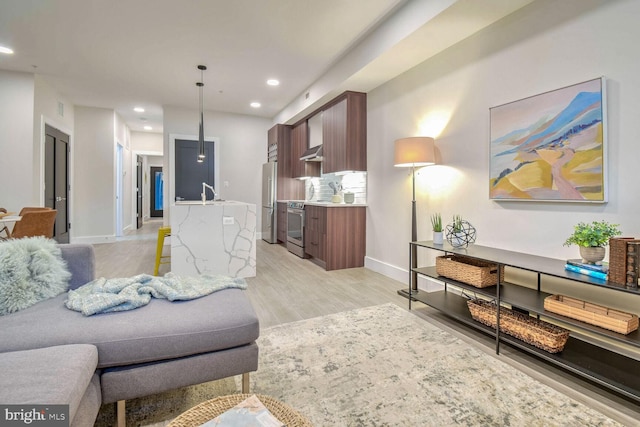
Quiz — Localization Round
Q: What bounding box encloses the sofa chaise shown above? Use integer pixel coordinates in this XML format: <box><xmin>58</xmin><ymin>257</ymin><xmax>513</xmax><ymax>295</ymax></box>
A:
<box><xmin>0</xmin><ymin>244</ymin><xmax>260</xmax><ymax>426</ymax></box>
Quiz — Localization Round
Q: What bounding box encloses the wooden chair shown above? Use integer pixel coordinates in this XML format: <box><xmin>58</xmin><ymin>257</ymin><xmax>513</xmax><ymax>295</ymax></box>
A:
<box><xmin>0</xmin><ymin>208</ymin><xmax>8</xmax><ymax>239</ymax></box>
<box><xmin>7</xmin><ymin>209</ymin><xmax>57</xmax><ymax>239</ymax></box>
<box><xmin>19</xmin><ymin>206</ymin><xmax>53</xmax><ymax>215</ymax></box>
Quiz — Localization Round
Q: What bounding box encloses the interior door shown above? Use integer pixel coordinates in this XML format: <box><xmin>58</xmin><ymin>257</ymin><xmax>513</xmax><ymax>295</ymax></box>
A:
<box><xmin>175</xmin><ymin>139</ymin><xmax>215</xmax><ymax>201</ymax></box>
<box><xmin>44</xmin><ymin>124</ymin><xmax>70</xmax><ymax>243</ymax></box>
<box><xmin>136</xmin><ymin>155</ymin><xmax>143</xmax><ymax>228</ymax></box>
<box><xmin>150</xmin><ymin>166</ymin><xmax>164</xmax><ymax>217</ymax></box>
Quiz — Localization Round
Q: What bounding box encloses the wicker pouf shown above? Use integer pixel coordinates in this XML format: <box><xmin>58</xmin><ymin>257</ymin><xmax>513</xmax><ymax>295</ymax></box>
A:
<box><xmin>167</xmin><ymin>394</ymin><xmax>313</xmax><ymax>427</ymax></box>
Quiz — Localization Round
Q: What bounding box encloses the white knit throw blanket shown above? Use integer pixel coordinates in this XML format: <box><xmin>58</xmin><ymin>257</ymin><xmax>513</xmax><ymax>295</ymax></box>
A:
<box><xmin>65</xmin><ymin>273</ymin><xmax>247</xmax><ymax>316</ymax></box>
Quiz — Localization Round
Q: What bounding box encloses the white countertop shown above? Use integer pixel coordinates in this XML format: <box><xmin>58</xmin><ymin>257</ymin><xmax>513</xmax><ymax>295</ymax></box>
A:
<box><xmin>276</xmin><ymin>200</ymin><xmax>366</xmax><ymax>207</ymax></box>
<box><xmin>303</xmin><ymin>201</ymin><xmax>367</xmax><ymax>207</ymax></box>
<box><xmin>174</xmin><ymin>200</ymin><xmax>247</xmax><ymax>206</ymax></box>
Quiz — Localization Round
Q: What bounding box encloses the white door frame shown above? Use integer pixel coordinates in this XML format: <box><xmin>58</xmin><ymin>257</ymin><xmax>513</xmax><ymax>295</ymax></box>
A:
<box><xmin>131</xmin><ymin>149</ymin><xmax>163</xmax><ymax>227</ymax></box>
<box><xmin>116</xmin><ymin>143</ymin><xmax>124</xmax><ymax>237</ymax></box>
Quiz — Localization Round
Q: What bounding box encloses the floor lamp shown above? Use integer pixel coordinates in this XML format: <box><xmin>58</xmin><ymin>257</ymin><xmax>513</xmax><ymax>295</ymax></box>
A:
<box><xmin>394</xmin><ymin>137</ymin><xmax>436</xmax><ymax>299</ymax></box>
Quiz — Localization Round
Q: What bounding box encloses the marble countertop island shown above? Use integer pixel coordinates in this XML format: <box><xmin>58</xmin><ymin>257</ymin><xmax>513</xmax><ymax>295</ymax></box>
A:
<box><xmin>170</xmin><ymin>200</ymin><xmax>256</xmax><ymax>278</ymax></box>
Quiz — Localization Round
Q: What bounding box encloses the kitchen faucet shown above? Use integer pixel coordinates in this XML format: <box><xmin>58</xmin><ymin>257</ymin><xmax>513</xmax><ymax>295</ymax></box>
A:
<box><xmin>201</xmin><ymin>182</ymin><xmax>217</xmax><ymax>204</ymax></box>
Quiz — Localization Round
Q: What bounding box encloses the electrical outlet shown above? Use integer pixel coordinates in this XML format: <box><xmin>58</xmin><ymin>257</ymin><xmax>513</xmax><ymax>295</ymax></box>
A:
<box><xmin>223</xmin><ymin>217</ymin><xmax>234</xmax><ymax>225</ymax></box>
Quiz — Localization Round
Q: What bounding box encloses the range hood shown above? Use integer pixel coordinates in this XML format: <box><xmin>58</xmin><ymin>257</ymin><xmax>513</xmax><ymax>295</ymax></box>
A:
<box><xmin>300</xmin><ymin>145</ymin><xmax>323</xmax><ymax>162</ymax></box>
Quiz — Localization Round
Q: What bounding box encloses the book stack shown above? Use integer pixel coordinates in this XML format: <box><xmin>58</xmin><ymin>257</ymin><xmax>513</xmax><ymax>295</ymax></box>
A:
<box><xmin>609</xmin><ymin>237</ymin><xmax>640</xmax><ymax>287</ymax></box>
<box><xmin>564</xmin><ymin>259</ymin><xmax>608</xmax><ymax>281</ymax></box>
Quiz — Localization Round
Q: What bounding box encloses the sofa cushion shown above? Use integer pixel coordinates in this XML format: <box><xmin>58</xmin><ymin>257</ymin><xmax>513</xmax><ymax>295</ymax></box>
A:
<box><xmin>0</xmin><ymin>344</ymin><xmax>99</xmax><ymax>423</ymax></box>
<box><xmin>59</xmin><ymin>244</ymin><xmax>95</xmax><ymax>290</ymax></box>
<box><xmin>0</xmin><ymin>288</ymin><xmax>259</xmax><ymax>369</ymax></box>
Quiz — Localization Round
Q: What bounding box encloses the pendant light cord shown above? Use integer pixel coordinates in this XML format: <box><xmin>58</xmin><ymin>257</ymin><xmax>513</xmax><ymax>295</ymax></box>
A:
<box><xmin>197</xmin><ymin>65</ymin><xmax>207</xmax><ymax>162</ymax></box>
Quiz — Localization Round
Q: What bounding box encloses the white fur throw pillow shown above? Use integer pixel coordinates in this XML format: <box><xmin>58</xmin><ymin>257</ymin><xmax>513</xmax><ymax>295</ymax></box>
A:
<box><xmin>0</xmin><ymin>237</ymin><xmax>71</xmax><ymax>315</ymax></box>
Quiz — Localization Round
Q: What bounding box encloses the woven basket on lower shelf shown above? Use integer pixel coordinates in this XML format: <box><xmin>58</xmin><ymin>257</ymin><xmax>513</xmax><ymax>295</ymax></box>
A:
<box><xmin>436</xmin><ymin>255</ymin><xmax>505</xmax><ymax>288</ymax></box>
<box><xmin>544</xmin><ymin>294</ymin><xmax>639</xmax><ymax>335</ymax></box>
<box><xmin>467</xmin><ymin>299</ymin><xmax>570</xmax><ymax>353</ymax></box>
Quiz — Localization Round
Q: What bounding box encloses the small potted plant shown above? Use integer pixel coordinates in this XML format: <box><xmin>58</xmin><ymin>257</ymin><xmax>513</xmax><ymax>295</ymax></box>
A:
<box><xmin>445</xmin><ymin>215</ymin><xmax>476</xmax><ymax>248</ymax></box>
<box><xmin>431</xmin><ymin>213</ymin><xmax>443</xmax><ymax>245</ymax></box>
<box><xmin>563</xmin><ymin>220</ymin><xmax>622</xmax><ymax>264</ymax></box>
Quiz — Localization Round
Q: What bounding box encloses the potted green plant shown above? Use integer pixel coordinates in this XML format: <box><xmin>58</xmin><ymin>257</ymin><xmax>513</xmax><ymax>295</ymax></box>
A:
<box><xmin>452</xmin><ymin>214</ymin><xmax>463</xmax><ymax>233</ymax></box>
<box><xmin>563</xmin><ymin>220</ymin><xmax>622</xmax><ymax>264</ymax></box>
<box><xmin>446</xmin><ymin>214</ymin><xmax>476</xmax><ymax>248</ymax></box>
<box><xmin>431</xmin><ymin>213</ymin><xmax>443</xmax><ymax>244</ymax></box>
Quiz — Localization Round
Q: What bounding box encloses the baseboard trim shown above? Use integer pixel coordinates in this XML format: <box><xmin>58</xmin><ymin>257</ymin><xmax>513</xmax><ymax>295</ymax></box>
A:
<box><xmin>364</xmin><ymin>256</ymin><xmax>444</xmax><ymax>292</ymax></box>
<box><xmin>71</xmin><ymin>235</ymin><xmax>117</xmax><ymax>244</ymax></box>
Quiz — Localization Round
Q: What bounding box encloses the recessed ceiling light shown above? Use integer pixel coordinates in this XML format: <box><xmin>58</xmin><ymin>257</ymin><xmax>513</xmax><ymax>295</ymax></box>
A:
<box><xmin>0</xmin><ymin>46</ymin><xmax>14</xmax><ymax>54</ymax></box>
<box><xmin>250</xmin><ymin>102</ymin><xmax>261</xmax><ymax>108</ymax></box>
<box><xmin>144</xmin><ymin>125</ymin><xmax>152</xmax><ymax>130</ymax></box>
<box><xmin>134</xmin><ymin>107</ymin><xmax>145</xmax><ymax>113</ymax></box>
<box><xmin>266</xmin><ymin>79</ymin><xmax>279</xmax><ymax>86</ymax></box>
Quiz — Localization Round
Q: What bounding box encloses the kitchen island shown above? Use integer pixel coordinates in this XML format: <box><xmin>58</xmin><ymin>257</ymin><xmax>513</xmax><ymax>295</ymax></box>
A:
<box><xmin>170</xmin><ymin>201</ymin><xmax>257</xmax><ymax>278</ymax></box>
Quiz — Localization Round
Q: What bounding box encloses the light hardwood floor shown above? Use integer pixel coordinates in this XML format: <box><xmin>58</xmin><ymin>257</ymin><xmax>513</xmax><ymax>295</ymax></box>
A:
<box><xmin>93</xmin><ymin>220</ymin><xmax>640</xmax><ymax>425</ymax></box>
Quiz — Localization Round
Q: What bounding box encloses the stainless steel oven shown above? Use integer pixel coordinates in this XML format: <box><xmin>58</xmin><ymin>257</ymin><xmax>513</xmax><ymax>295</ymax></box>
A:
<box><xmin>286</xmin><ymin>201</ymin><xmax>306</xmax><ymax>258</ymax></box>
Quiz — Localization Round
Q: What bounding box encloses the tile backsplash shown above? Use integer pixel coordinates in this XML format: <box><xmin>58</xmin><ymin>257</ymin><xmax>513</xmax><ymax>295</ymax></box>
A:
<box><xmin>306</xmin><ymin>171</ymin><xmax>367</xmax><ymax>204</ymax></box>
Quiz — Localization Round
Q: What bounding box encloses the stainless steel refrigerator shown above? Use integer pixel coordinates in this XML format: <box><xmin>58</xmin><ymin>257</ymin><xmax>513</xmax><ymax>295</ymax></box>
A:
<box><xmin>261</xmin><ymin>162</ymin><xmax>277</xmax><ymax>243</ymax></box>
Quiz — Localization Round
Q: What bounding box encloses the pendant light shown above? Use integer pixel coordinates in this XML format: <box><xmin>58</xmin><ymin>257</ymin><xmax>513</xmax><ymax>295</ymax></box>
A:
<box><xmin>196</xmin><ymin>65</ymin><xmax>207</xmax><ymax>162</ymax></box>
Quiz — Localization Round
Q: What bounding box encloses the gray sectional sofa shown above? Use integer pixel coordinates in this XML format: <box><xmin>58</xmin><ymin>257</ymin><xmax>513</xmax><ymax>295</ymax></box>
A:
<box><xmin>0</xmin><ymin>244</ymin><xmax>260</xmax><ymax>427</ymax></box>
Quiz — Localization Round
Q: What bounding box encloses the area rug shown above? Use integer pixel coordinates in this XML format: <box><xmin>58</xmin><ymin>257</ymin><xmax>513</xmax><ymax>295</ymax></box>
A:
<box><xmin>244</xmin><ymin>304</ymin><xmax>620</xmax><ymax>426</ymax></box>
<box><xmin>96</xmin><ymin>303</ymin><xmax>621</xmax><ymax>426</ymax></box>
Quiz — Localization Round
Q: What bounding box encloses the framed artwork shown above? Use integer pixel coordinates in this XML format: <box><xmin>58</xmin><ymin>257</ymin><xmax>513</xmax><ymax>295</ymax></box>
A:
<box><xmin>489</xmin><ymin>77</ymin><xmax>607</xmax><ymax>202</ymax></box>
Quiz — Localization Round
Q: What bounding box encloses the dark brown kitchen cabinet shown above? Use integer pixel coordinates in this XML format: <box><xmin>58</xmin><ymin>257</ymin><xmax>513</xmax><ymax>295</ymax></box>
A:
<box><xmin>269</xmin><ymin>124</ymin><xmax>304</xmax><ymax>200</ymax></box>
<box><xmin>291</xmin><ymin>122</ymin><xmax>320</xmax><ymax>179</ymax></box>
<box><xmin>305</xmin><ymin>205</ymin><xmax>365</xmax><ymax>271</ymax></box>
<box><xmin>322</xmin><ymin>91</ymin><xmax>367</xmax><ymax>174</ymax></box>
<box><xmin>305</xmin><ymin>205</ymin><xmax>327</xmax><ymax>261</ymax></box>
<box><xmin>276</xmin><ymin>202</ymin><xmax>287</xmax><ymax>243</ymax></box>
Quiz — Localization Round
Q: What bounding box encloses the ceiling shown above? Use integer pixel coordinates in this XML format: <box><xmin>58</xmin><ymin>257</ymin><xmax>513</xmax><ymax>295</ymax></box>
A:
<box><xmin>0</xmin><ymin>0</ymin><xmax>534</xmax><ymax>134</ymax></box>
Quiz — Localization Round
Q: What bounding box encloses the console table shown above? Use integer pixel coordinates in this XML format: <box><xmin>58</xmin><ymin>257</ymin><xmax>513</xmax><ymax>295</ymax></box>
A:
<box><xmin>408</xmin><ymin>241</ymin><xmax>640</xmax><ymax>403</ymax></box>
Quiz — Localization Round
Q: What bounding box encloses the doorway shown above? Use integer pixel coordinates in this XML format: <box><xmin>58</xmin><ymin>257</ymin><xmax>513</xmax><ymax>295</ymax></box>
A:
<box><xmin>136</xmin><ymin>155</ymin><xmax>143</xmax><ymax>228</ymax></box>
<box><xmin>150</xmin><ymin>166</ymin><xmax>164</xmax><ymax>217</ymax></box>
<box><xmin>174</xmin><ymin>139</ymin><xmax>215</xmax><ymax>201</ymax></box>
<box><xmin>44</xmin><ymin>124</ymin><xmax>70</xmax><ymax>243</ymax></box>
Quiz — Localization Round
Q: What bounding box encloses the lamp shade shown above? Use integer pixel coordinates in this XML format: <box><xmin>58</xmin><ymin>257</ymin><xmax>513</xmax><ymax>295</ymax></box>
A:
<box><xmin>394</xmin><ymin>137</ymin><xmax>435</xmax><ymax>167</ymax></box>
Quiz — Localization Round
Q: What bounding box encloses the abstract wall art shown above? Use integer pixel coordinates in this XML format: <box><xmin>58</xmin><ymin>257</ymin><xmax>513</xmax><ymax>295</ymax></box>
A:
<box><xmin>489</xmin><ymin>77</ymin><xmax>607</xmax><ymax>202</ymax></box>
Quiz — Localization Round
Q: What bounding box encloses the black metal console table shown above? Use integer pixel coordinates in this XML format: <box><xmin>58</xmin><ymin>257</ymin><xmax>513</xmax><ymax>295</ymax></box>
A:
<box><xmin>408</xmin><ymin>241</ymin><xmax>640</xmax><ymax>403</ymax></box>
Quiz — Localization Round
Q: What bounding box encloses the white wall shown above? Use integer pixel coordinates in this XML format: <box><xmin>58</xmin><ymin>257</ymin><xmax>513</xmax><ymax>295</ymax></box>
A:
<box><xmin>131</xmin><ymin>131</ymin><xmax>163</xmax><ymax>153</ymax></box>
<box><xmin>0</xmin><ymin>70</ymin><xmax>34</xmax><ymax>209</ymax></box>
<box><xmin>366</xmin><ymin>0</ymin><xmax>640</xmax><ymax>311</ymax></box>
<box><xmin>114</xmin><ymin>113</ymin><xmax>132</xmax><ymax>232</ymax></box>
<box><xmin>163</xmin><ymin>106</ymin><xmax>270</xmax><ymax>227</ymax></box>
<box><xmin>73</xmin><ymin>106</ymin><xmax>115</xmax><ymax>241</ymax></box>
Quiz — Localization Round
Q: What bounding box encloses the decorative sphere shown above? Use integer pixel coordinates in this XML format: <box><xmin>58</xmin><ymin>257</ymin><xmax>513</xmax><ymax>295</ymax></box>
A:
<box><xmin>445</xmin><ymin>220</ymin><xmax>477</xmax><ymax>248</ymax></box>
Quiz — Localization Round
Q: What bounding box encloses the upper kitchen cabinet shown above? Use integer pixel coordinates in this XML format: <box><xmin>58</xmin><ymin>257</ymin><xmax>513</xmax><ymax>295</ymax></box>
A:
<box><xmin>269</xmin><ymin>124</ymin><xmax>304</xmax><ymax>200</ymax></box>
<box><xmin>322</xmin><ymin>91</ymin><xmax>367</xmax><ymax>174</ymax></box>
<box><xmin>291</xmin><ymin>121</ymin><xmax>320</xmax><ymax>179</ymax></box>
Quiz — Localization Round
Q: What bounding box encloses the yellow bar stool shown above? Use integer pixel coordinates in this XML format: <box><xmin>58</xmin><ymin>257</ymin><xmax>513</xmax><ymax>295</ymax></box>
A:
<box><xmin>154</xmin><ymin>226</ymin><xmax>171</xmax><ymax>276</ymax></box>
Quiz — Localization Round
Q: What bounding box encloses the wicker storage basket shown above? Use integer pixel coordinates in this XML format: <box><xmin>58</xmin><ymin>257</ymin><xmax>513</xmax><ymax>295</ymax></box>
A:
<box><xmin>544</xmin><ymin>295</ymin><xmax>639</xmax><ymax>335</ymax></box>
<box><xmin>467</xmin><ymin>299</ymin><xmax>570</xmax><ymax>353</ymax></box>
<box><xmin>609</xmin><ymin>237</ymin><xmax>639</xmax><ymax>285</ymax></box>
<box><xmin>436</xmin><ymin>255</ymin><xmax>505</xmax><ymax>288</ymax></box>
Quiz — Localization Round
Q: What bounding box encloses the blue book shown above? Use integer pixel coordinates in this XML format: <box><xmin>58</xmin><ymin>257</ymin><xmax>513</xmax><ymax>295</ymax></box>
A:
<box><xmin>565</xmin><ymin>264</ymin><xmax>607</xmax><ymax>281</ymax></box>
<box><xmin>566</xmin><ymin>259</ymin><xmax>609</xmax><ymax>273</ymax></box>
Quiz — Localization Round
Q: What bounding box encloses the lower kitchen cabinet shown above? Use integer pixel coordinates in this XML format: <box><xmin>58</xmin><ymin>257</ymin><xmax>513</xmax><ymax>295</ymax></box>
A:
<box><xmin>276</xmin><ymin>202</ymin><xmax>287</xmax><ymax>243</ymax></box>
<box><xmin>305</xmin><ymin>205</ymin><xmax>365</xmax><ymax>271</ymax></box>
